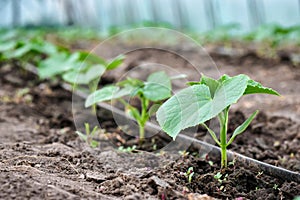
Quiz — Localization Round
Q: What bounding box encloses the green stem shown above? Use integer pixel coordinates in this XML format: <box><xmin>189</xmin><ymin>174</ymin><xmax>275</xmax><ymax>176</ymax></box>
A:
<box><xmin>219</xmin><ymin>107</ymin><xmax>229</xmax><ymax>168</ymax></box>
<box><xmin>89</xmin><ymin>80</ymin><xmax>98</xmax><ymax>114</ymax></box>
<box><xmin>139</xmin><ymin>96</ymin><xmax>149</xmax><ymax>142</ymax></box>
<box><xmin>139</xmin><ymin>122</ymin><xmax>145</xmax><ymax>142</ymax></box>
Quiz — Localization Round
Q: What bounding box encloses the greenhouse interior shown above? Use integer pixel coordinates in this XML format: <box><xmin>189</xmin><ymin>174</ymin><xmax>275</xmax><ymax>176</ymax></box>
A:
<box><xmin>0</xmin><ymin>0</ymin><xmax>300</xmax><ymax>199</ymax></box>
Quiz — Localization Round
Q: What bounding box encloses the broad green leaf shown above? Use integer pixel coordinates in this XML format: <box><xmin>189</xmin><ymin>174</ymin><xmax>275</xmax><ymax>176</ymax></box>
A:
<box><xmin>148</xmin><ymin>104</ymin><xmax>161</xmax><ymax>116</ymax></box>
<box><xmin>106</xmin><ymin>55</ymin><xmax>125</xmax><ymax>70</ymax></box>
<box><xmin>227</xmin><ymin>110</ymin><xmax>259</xmax><ymax>147</ymax></box>
<box><xmin>5</xmin><ymin>44</ymin><xmax>32</xmax><ymax>59</ymax></box>
<box><xmin>200</xmin><ymin>74</ymin><xmax>220</xmax><ymax>97</ymax></box>
<box><xmin>4</xmin><ymin>40</ymin><xmax>58</xmax><ymax>59</ymax></box>
<box><xmin>157</xmin><ymin>75</ymin><xmax>249</xmax><ymax>139</ymax></box>
<box><xmin>62</xmin><ymin>64</ymin><xmax>106</xmax><ymax>85</ymax></box>
<box><xmin>85</xmin><ymin>85</ymin><xmax>133</xmax><ymax>107</ymax></box>
<box><xmin>37</xmin><ymin>53</ymin><xmax>80</xmax><ymax>79</ymax></box>
<box><xmin>143</xmin><ymin>71</ymin><xmax>171</xmax><ymax>101</ymax></box>
<box><xmin>244</xmin><ymin>80</ymin><xmax>280</xmax><ymax>96</ymax></box>
<box><xmin>117</xmin><ymin>77</ymin><xmax>144</xmax><ymax>88</ymax></box>
<box><xmin>0</xmin><ymin>41</ymin><xmax>16</xmax><ymax>52</ymax></box>
<box><xmin>157</xmin><ymin>85</ymin><xmax>212</xmax><ymax>139</ymax></box>
<box><xmin>0</xmin><ymin>30</ymin><xmax>18</xmax><ymax>42</ymax></box>
<box><xmin>77</xmin><ymin>51</ymin><xmax>107</xmax><ymax>65</ymax></box>
<box><xmin>215</xmin><ymin>74</ymin><xmax>249</xmax><ymax>106</ymax></box>
<box><xmin>130</xmin><ymin>87</ymin><xmax>144</xmax><ymax>97</ymax></box>
<box><xmin>36</xmin><ymin>41</ymin><xmax>58</xmax><ymax>55</ymax></box>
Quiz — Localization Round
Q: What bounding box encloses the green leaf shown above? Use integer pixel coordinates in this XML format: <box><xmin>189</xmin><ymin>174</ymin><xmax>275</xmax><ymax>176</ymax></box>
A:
<box><xmin>143</xmin><ymin>71</ymin><xmax>172</xmax><ymax>101</ymax></box>
<box><xmin>117</xmin><ymin>77</ymin><xmax>144</xmax><ymax>88</ymax></box>
<box><xmin>77</xmin><ymin>51</ymin><xmax>107</xmax><ymax>65</ymax></box>
<box><xmin>36</xmin><ymin>41</ymin><xmax>58</xmax><ymax>55</ymax></box>
<box><xmin>148</xmin><ymin>104</ymin><xmax>161</xmax><ymax>116</ymax></box>
<box><xmin>106</xmin><ymin>55</ymin><xmax>125</xmax><ymax>70</ymax></box>
<box><xmin>227</xmin><ymin>110</ymin><xmax>259</xmax><ymax>147</ymax></box>
<box><xmin>216</xmin><ymin>74</ymin><xmax>249</xmax><ymax>106</ymax></box>
<box><xmin>76</xmin><ymin>131</ymin><xmax>87</xmax><ymax>141</ymax></box>
<box><xmin>244</xmin><ymin>80</ymin><xmax>280</xmax><ymax>96</ymax></box>
<box><xmin>62</xmin><ymin>64</ymin><xmax>106</xmax><ymax>85</ymax></box>
<box><xmin>5</xmin><ymin>44</ymin><xmax>32</xmax><ymax>59</ymax></box>
<box><xmin>201</xmin><ymin>123</ymin><xmax>221</xmax><ymax>146</ymax></box>
<box><xmin>4</xmin><ymin>40</ymin><xmax>58</xmax><ymax>59</ymax></box>
<box><xmin>90</xmin><ymin>125</ymin><xmax>99</xmax><ymax>136</ymax></box>
<box><xmin>126</xmin><ymin>106</ymin><xmax>141</xmax><ymax>121</ymax></box>
<box><xmin>0</xmin><ymin>30</ymin><xmax>18</xmax><ymax>42</ymax></box>
<box><xmin>90</xmin><ymin>140</ymin><xmax>99</xmax><ymax>148</ymax></box>
<box><xmin>157</xmin><ymin>85</ymin><xmax>212</xmax><ymax>139</ymax></box>
<box><xmin>85</xmin><ymin>85</ymin><xmax>133</xmax><ymax>107</ymax></box>
<box><xmin>200</xmin><ymin>74</ymin><xmax>220</xmax><ymax>97</ymax></box>
<box><xmin>218</xmin><ymin>74</ymin><xmax>230</xmax><ymax>82</ymax></box>
<box><xmin>157</xmin><ymin>75</ymin><xmax>249</xmax><ymax>139</ymax></box>
<box><xmin>0</xmin><ymin>41</ymin><xmax>16</xmax><ymax>52</ymax></box>
<box><xmin>85</xmin><ymin>123</ymin><xmax>90</xmax><ymax>135</ymax></box>
<box><xmin>37</xmin><ymin>53</ymin><xmax>80</xmax><ymax>79</ymax></box>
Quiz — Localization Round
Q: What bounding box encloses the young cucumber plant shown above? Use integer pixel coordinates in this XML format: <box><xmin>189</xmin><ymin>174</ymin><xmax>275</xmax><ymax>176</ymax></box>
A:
<box><xmin>60</xmin><ymin>53</ymin><xmax>124</xmax><ymax>112</ymax></box>
<box><xmin>85</xmin><ymin>71</ymin><xmax>179</xmax><ymax>142</ymax></box>
<box><xmin>157</xmin><ymin>74</ymin><xmax>279</xmax><ymax>168</ymax></box>
<box><xmin>76</xmin><ymin>123</ymin><xmax>100</xmax><ymax>148</ymax></box>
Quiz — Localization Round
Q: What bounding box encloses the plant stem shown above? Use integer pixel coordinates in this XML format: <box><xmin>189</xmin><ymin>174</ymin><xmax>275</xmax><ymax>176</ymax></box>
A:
<box><xmin>219</xmin><ymin>107</ymin><xmax>229</xmax><ymax>168</ymax></box>
<box><xmin>89</xmin><ymin>81</ymin><xmax>98</xmax><ymax>114</ymax></box>
<box><xmin>139</xmin><ymin>123</ymin><xmax>145</xmax><ymax>142</ymax></box>
<box><xmin>139</xmin><ymin>96</ymin><xmax>149</xmax><ymax>142</ymax></box>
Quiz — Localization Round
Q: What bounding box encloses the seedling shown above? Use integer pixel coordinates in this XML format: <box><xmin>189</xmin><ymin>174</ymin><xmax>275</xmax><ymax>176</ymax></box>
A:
<box><xmin>184</xmin><ymin>167</ymin><xmax>194</xmax><ymax>183</ymax></box>
<box><xmin>228</xmin><ymin>159</ymin><xmax>235</xmax><ymax>166</ymax></box>
<box><xmin>118</xmin><ymin>145</ymin><xmax>137</xmax><ymax>153</ymax></box>
<box><xmin>157</xmin><ymin>74</ymin><xmax>279</xmax><ymax>168</ymax></box>
<box><xmin>76</xmin><ymin>123</ymin><xmax>100</xmax><ymax>148</ymax></box>
<box><xmin>85</xmin><ymin>71</ymin><xmax>181</xmax><ymax>142</ymax></box>
<box><xmin>214</xmin><ymin>172</ymin><xmax>228</xmax><ymax>184</ymax></box>
<box><xmin>214</xmin><ymin>172</ymin><xmax>222</xmax><ymax>183</ymax></box>
<box><xmin>179</xmin><ymin>150</ymin><xmax>190</xmax><ymax>157</ymax></box>
<box><xmin>152</xmin><ymin>144</ymin><xmax>157</xmax><ymax>151</ymax></box>
<box><xmin>256</xmin><ymin>171</ymin><xmax>264</xmax><ymax>178</ymax></box>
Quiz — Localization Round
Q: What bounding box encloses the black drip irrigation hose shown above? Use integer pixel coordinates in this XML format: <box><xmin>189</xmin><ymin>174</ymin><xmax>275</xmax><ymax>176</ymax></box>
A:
<box><xmin>25</xmin><ymin>64</ymin><xmax>300</xmax><ymax>183</ymax></box>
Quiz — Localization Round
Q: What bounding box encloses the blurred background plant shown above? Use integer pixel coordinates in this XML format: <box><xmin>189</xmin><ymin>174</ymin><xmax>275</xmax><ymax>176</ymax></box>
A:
<box><xmin>1</xmin><ymin>0</ymin><xmax>300</xmax><ymax>38</ymax></box>
<box><xmin>2</xmin><ymin>0</ymin><xmax>300</xmax><ymax>57</ymax></box>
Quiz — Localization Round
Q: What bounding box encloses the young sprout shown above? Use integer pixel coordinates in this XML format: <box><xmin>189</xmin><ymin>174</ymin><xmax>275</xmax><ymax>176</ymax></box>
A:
<box><xmin>76</xmin><ymin>123</ymin><xmax>100</xmax><ymax>148</ymax></box>
<box><xmin>184</xmin><ymin>167</ymin><xmax>194</xmax><ymax>183</ymax></box>
<box><xmin>214</xmin><ymin>172</ymin><xmax>228</xmax><ymax>184</ymax></box>
<box><xmin>118</xmin><ymin>145</ymin><xmax>137</xmax><ymax>153</ymax></box>
<box><xmin>214</xmin><ymin>172</ymin><xmax>223</xmax><ymax>183</ymax></box>
<box><xmin>157</xmin><ymin>74</ymin><xmax>279</xmax><ymax>168</ymax></box>
<box><xmin>85</xmin><ymin>71</ymin><xmax>181</xmax><ymax>142</ymax></box>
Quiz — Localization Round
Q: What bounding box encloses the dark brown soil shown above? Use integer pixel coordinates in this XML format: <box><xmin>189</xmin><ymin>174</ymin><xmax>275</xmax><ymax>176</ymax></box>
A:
<box><xmin>1</xmin><ymin>41</ymin><xmax>300</xmax><ymax>199</ymax></box>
